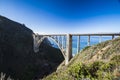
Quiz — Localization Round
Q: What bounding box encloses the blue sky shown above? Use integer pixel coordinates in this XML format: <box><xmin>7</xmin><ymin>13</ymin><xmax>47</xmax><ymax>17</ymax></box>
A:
<box><xmin>0</xmin><ymin>0</ymin><xmax>120</xmax><ymax>34</ymax></box>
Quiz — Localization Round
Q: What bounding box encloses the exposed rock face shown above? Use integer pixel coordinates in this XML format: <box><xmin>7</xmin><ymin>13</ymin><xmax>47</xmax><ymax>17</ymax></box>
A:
<box><xmin>0</xmin><ymin>15</ymin><xmax>64</xmax><ymax>80</ymax></box>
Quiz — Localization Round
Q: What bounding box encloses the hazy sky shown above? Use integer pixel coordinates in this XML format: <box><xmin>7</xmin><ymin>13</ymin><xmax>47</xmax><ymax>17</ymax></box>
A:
<box><xmin>0</xmin><ymin>0</ymin><xmax>120</xmax><ymax>34</ymax></box>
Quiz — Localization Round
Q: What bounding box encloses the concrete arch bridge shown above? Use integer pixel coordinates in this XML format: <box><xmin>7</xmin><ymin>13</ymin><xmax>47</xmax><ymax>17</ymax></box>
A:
<box><xmin>33</xmin><ymin>33</ymin><xmax>120</xmax><ymax>65</ymax></box>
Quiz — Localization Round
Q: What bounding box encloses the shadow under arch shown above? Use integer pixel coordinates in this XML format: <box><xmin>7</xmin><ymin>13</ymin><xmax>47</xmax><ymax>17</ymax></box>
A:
<box><xmin>37</xmin><ymin>36</ymin><xmax>65</xmax><ymax>59</ymax></box>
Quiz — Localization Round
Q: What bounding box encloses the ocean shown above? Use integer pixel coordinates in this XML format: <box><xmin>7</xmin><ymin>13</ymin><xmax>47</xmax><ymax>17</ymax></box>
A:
<box><xmin>72</xmin><ymin>36</ymin><xmax>112</xmax><ymax>56</ymax></box>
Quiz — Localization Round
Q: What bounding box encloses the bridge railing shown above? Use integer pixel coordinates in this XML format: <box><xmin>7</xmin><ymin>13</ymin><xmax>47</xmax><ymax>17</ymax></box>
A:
<box><xmin>38</xmin><ymin>33</ymin><xmax>120</xmax><ymax>53</ymax></box>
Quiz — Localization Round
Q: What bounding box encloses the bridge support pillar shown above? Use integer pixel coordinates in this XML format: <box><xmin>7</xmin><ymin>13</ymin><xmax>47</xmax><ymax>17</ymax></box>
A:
<box><xmin>77</xmin><ymin>36</ymin><xmax>80</xmax><ymax>54</ymax></box>
<box><xmin>65</xmin><ymin>34</ymin><xmax>72</xmax><ymax>65</ymax></box>
<box><xmin>112</xmin><ymin>35</ymin><xmax>115</xmax><ymax>39</ymax></box>
<box><xmin>62</xmin><ymin>36</ymin><xmax>64</xmax><ymax>49</ymax></box>
<box><xmin>88</xmin><ymin>35</ymin><xmax>90</xmax><ymax>46</ymax></box>
<box><xmin>99</xmin><ymin>36</ymin><xmax>102</xmax><ymax>43</ymax></box>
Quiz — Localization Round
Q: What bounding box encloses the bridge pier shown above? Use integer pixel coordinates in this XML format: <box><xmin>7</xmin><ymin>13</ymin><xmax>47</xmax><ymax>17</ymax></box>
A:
<box><xmin>112</xmin><ymin>35</ymin><xmax>115</xmax><ymax>39</ymax></box>
<box><xmin>99</xmin><ymin>36</ymin><xmax>102</xmax><ymax>43</ymax></box>
<box><xmin>65</xmin><ymin>34</ymin><xmax>72</xmax><ymax>65</ymax></box>
<box><xmin>62</xmin><ymin>36</ymin><xmax>64</xmax><ymax>49</ymax></box>
<box><xmin>77</xmin><ymin>36</ymin><xmax>80</xmax><ymax>54</ymax></box>
<box><xmin>88</xmin><ymin>35</ymin><xmax>90</xmax><ymax>46</ymax></box>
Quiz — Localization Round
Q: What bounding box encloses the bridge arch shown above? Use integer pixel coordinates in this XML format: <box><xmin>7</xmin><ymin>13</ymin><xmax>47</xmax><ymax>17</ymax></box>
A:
<box><xmin>33</xmin><ymin>34</ymin><xmax>73</xmax><ymax>65</ymax></box>
<box><xmin>35</xmin><ymin>36</ymin><xmax>65</xmax><ymax>58</ymax></box>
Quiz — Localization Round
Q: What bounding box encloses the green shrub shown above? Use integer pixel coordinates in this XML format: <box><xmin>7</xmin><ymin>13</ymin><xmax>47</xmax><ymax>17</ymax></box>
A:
<box><xmin>100</xmin><ymin>62</ymin><xmax>115</xmax><ymax>72</ymax></box>
<box><xmin>111</xmin><ymin>55</ymin><xmax>120</xmax><ymax>62</ymax></box>
<box><xmin>68</xmin><ymin>62</ymin><xmax>91</xmax><ymax>79</ymax></box>
<box><xmin>88</xmin><ymin>61</ymin><xmax>104</xmax><ymax>78</ymax></box>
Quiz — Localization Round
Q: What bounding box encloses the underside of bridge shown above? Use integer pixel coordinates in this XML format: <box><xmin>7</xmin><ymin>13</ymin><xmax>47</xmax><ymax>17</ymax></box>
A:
<box><xmin>36</xmin><ymin>38</ymin><xmax>64</xmax><ymax>78</ymax></box>
<box><xmin>39</xmin><ymin>38</ymin><xmax>64</xmax><ymax>62</ymax></box>
<box><xmin>33</xmin><ymin>34</ymin><xmax>73</xmax><ymax>65</ymax></box>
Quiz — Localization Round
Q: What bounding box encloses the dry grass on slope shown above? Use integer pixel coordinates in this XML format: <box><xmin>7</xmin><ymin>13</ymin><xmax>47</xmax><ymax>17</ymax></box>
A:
<box><xmin>71</xmin><ymin>37</ymin><xmax>120</xmax><ymax>64</ymax></box>
<box><xmin>43</xmin><ymin>37</ymin><xmax>120</xmax><ymax>80</ymax></box>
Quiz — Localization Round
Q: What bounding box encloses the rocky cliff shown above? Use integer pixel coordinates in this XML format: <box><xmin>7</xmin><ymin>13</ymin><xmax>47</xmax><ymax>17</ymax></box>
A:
<box><xmin>0</xmin><ymin>15</ymin><xmax>64</xmax><ymax>80</ymax></box>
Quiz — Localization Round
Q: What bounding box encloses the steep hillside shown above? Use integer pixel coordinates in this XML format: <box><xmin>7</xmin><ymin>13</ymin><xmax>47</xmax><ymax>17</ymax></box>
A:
<box><xmin>0</xmin><ymin>15</ymin><xmax>64</xmax><ymax>80</ymax></box>
<box><xmin>43</xmin><ymin>37</ymin><xmax>120</xmax><ymax>80</ymax></box>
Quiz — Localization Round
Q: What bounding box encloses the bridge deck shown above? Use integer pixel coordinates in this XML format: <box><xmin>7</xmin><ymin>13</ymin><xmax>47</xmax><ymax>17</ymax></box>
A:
<box><xmin>38</xmin><ymin>33</ymin><xmax>120</xmax><ymax>36</ymax></box>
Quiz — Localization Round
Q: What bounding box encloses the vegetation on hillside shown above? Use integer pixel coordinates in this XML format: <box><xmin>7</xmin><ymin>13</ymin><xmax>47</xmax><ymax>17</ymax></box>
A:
<box><xmin>43</xmin><ymin>37</ymin><xmax>120</xmax><ymax>80</ymax></box>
